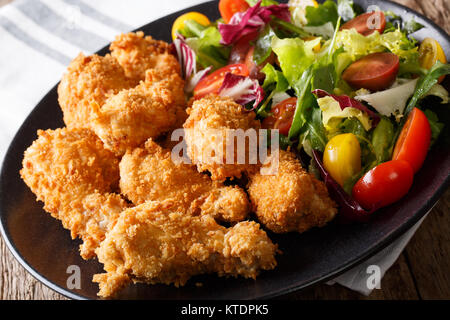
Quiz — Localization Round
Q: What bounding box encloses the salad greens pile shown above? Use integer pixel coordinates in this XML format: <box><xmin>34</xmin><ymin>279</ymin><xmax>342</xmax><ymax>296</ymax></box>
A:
<box><xmin>174</xmin><ymin>0</ymin><xmax>450</xmax><ymax>218</ymax></box>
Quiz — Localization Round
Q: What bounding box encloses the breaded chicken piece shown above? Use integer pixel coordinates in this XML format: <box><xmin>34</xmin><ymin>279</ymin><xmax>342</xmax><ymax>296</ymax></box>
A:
<box><xmin>110</xmin><ymin>31</ymin><xmax>181</xmax><ymax>83</ymax></box>
<box><xmin>183</xmin><ymin>95</ymin><xmax>261</xmax><ymax>181</ymax></box>
<box><xmin>90</xmin><ymin>72</ymin><xmax>185</xmax><ymax>156</ymax></box>
<box><xmin>119</xmin><ymin>139</ymin><xmax>249</xmax><ymax>222</ymax></box>
<box><xmin>93</xmin><ymin>200</ymin><xmax>278</xmax><ymax>297</ymax></box>
<box><xmin>58</xmin><ymin>53</ymin><xmax>135</xmax><ymax>129</ymax></box>
<box><xmin>20</xmin><ymin>128</ymin><xmax>129</xmax><ymax>259</ymax></box>
<box><xmin>247</xmin><ymin>150</ymin><xmax>337</xmax><ymax>233</ymax></box>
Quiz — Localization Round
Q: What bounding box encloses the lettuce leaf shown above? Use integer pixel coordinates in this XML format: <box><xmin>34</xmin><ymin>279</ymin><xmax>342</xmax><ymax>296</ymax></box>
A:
<box><xmin>305</xmin><ymin>0</ymin><xmax>339</xmax><ymax>27</ymax></box>
<box><xmin>405</xmin><ymin>61</ymin><xmax>450</xmax><ymax>114</ymax></box>
<box><xmin>271</xmin><ymin>36</ymin><xmax>318</xmax><ymax>85</ymax></box>
<box><xmin>317</xmin><ymin>96</ymin><xmax>372</xmax><ymax>131</ymax></box>
<box><xmin>334</xmin><ymin>28</ymin><xmax>420</xmax><ymax>71</ymax></box>
<box><xmin>186</xmin><ymin>26</ymin><xmax>230</xmax><ymax>70</ymax></box>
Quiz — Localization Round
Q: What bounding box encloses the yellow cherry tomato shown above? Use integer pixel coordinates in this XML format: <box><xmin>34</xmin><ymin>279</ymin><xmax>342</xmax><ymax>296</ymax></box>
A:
<box><xmin>323</xmin><ymin>133</ymin><xmax>362</xmax><ymax>187</ymax></box>
<box><xmin>419</xmin><ymin>38</ymin><xmax>447</xmax><ymax>83</ymax></box>
<box><xmin>171</xmin><ymin>12</ymin><xmax>211</xmax><ymax>40</ymax></box>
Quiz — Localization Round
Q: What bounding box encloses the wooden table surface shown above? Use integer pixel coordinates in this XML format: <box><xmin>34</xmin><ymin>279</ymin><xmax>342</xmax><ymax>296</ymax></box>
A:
<box><xmin>0</xmin><ymin>0</ymin><xmax>449</xmax><ymax>300</ymax></box>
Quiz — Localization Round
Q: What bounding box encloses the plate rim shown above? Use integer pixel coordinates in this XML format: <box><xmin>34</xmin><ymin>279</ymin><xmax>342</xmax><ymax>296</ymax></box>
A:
<box><xmin>0</xmin><ymin>0</ymin><xmax>449</xmax><ymax>300</ymax></box>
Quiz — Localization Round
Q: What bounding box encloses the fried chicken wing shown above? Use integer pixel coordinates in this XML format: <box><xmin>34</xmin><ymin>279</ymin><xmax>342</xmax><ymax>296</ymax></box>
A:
<box><xmin>90</xmin><ymin>72</ymin><xmax>185</xmax><ymax>156</ymax></box>
<box><xmin>20</xmin><ymin>128</ymin><xmax>129</xmax><ymax>259</ymax></box>
<box><xmin>183</xmin><ymin>95</ymin><xmax>261</xmax><ymax>181</ymax></box>
<box><xmin>93</xmin><ymin>200</ymin><xmax>277</xmax><ymax>297</ymax></box>
<box><xmin>110</xmin><ymin>31</ymin><xmax>180</xmax><ymax>83</ymax></box>
<box><xmin>58</xmin><ymin>53</ymin><xmax>135</xmax><ymax>129</ymax></box>
<box><xmin>119</xmin><ymin>139</ymin><xmax>249</xmax><ymax>222</ymax></box>
<box><xmin>247</xmin><ymin>150</ymin><xmax>337</xmax><ymax>233</ymax></box>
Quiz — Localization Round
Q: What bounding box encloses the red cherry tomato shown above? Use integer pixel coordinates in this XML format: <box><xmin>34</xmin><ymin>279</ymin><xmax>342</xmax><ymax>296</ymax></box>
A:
<box><xmin>262</xmin><ymin>97</ymin><xmax>297</xmax><ymax>136</ymax></box>
<box><xmin>193</xmin><ymin>64</ymin><xmax>249</xmax><ymax>99</ymax></box>
<box><xmin>342</xmin><ymin>52</ymin><xmax>399</xmax><ymax>91</ymax></box>
<box><xmin>352</xmin><ymin>160</ymin><xmax>414</xmax><ymax>210</ymax></box>
<box><xmin>219</xmin><ymin>0</ymin><xmax>250</xmax><ymax>23</ymax></box>
<box><xmin>392</xmin><ymin>108</ymin><xmax>431</xmax><ymax>173</ymax></box>
<box><xmin>340</xmin><ymin>11</ymin><xmax>386</xmax><ymax>36</ymax></box>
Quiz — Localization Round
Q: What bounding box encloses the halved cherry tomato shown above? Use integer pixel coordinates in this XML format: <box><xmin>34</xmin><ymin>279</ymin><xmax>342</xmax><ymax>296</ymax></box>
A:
<box><xmin>262</xmin><ymin>97</ymin><xmax>297</xmax><ymax>136</ymax></box>
<box><xmin>193</xmin><ymin>63</ymin><xmax>250</xmax><ymax>99</ymax></box>
<box><xmin>392</xmin><ymin>108</ymin><xmax>431</xmax><ymax>173</ymax></box>
<box><xmin>323</xmin><ymin>133</ymin><xmax>362</xmax><ymax>187</ymax></box>
<box><xmin>352</xmin><ymin>160</ymin><xmax>414</xmax><ymax>210</ymax></box>
<box><xmin>219</xmin><ymin>0</ymin><xmax>250</xmax><ymax>23</ymax></box>
<box><xmin>171</xmin><ymin>12</ymin><xmax>211</xmax><ymax>40</ymax></box>
<box><xmin>340</xmin><ymin>11</ymin><xmax>386</xmax><ymax>36</ymax></box>
<box><xmin>419</xmin><ymin>38</ymin><xmax>448</xmax><ymax>83</ymax></box>
<box><xmin>342</xmin><ymin>52</ymin><xmax>399</xmax><ymax>91</ymax></box>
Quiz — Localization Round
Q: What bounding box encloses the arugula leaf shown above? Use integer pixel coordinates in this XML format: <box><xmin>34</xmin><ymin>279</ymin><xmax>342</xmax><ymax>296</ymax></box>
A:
<box><xmin>311</xmin><ymin>65</ymin><xmax>336</xmax><ymax>93</ymax></box>
<box><xmin>424</xmin><ymin>109</ymin><xmax>445</xmax><ymax>146</ymax></box>
<box><xmin>371</xmin><ymin>117</ymin><xmax>395</xmax><ymax>163</ymax></box>
<box><xmin>253</xmin><ymin>25</ymin><xmax>275</xmax><ymax>65</ymax></box>
<box><xmin>261</xmin><ymin>63</ymin><xmax>289</xmax><ymax>92</ymax></box>
<box><xmin>405</xmin><ymin>61</ymin><xmax>450</xmax><ymax>115</ymax></box>
<box><xmin>288</xmin><ymin>66</ymin><xmax>314</xmax><ymax>138</ymax></box>
<box><xmin>305</xmin><ymin>0</ymin><xmax>339</xmax><ymax>27</ymax></box>
<box><xmin>403</xmin><ymin>18</ymin><xmax>424</xmax><ymax>34</ymax></box>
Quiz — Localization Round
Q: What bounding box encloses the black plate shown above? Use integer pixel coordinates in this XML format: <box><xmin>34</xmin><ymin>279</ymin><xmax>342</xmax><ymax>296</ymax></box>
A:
<box><xmin>1</xmin><ymin>0</ymin><xmax>449</xmax><ymax>300</ymax></box>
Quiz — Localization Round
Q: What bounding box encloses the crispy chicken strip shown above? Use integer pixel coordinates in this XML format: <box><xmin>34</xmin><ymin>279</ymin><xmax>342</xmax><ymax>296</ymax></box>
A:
<box><xmin>90</xmin><ymin>71</ymin><xmax>185</xmax><ymax>156</ymax></box>
<box><xmin>110</xmin><ymin>31</ymin><xmax>180</xmax><ymax>83</ymax></box>
<box><xmin>20</xmin><ymin>128</ymin><xmax>129</xmax><ymax>259</ymax></box>
<box><xmin>119</xmin><ymin>139</ymin><xmax>249</xmax><ymax>222</ymax></box>
<box><xmin>183</xmin><ymin>95</ymin><xmax>261</xmax><ymax>181</ymax></box>
<box><xmin>93</xmin><ymin>200</ymin><xmax>278</xmax><ymax>297</ymax></box>
<box><xmin>58</xmin><ymin>53</ymin><xmax>135</xmax><ymax>129</ymax></box>
<box><xmin>247</xmin><ymin>150</ymin><xmax>337</xmax><ymax>233</ymax></box>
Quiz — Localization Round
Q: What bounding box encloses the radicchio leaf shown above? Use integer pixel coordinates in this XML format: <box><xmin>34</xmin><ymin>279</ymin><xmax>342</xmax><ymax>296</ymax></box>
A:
<box><xmin>173</xmin><ymin>34</ymin><xmax>213</xmax><ymax>94</ymax></box>
<box><xmin>218</xmin><ymin>0</ymin><xmax>290</xmax><ymax>45</ymax></box>
<box><xmin>312</xmin><ymin>150</ymin><xmax>376</xmax><ymax>223</ymax></box>
<box><xmin>173</xmin><ymin>34</ymin><xmax>196</xmax><ymax>79</ymax></box>
<box><xmin>218</xmin><ymin>73</ymin><xmax>265</xmax><ymax>110</ymax></box>
<box><xmin>185</xmin><ymin>66</ymin><xmax>212</xmax><ymax>93</ymax></box>
<box><xmin>312</xmin><ymin>89</ymin><xmax>380</xmax><ymax>127</ymax></box>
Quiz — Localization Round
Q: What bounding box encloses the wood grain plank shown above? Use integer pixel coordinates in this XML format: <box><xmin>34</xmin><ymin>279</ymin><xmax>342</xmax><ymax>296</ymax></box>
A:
<box><xmin>404</xmin><ymin>189</ymin><xmax>450</xmax><ymax>299</ymax></box>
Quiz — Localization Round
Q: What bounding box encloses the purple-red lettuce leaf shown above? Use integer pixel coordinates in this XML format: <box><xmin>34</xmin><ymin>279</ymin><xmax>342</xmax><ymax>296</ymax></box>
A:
<box><xmin>218</xmin><ymin>0</ymin><xmax>290</xmax><ymax>45</ymax></box>
<box><xmin>185</xmin><ymin>66</ymin><xmax>212</xmax><ymax>93</ymax></box>
<box><xmin>173</xmin><ymin>34</ymin><xmax>214</xmax><ymax>94</ymax></box>
<box><xmin>312</xmin><ymin>89</ymin><xmax>381</xmax><ymax>127</ymax></box>
<box><xmin>218</xmin><ymin>73</ymin><xmax>265</xmax><ymax>110</ymax></box>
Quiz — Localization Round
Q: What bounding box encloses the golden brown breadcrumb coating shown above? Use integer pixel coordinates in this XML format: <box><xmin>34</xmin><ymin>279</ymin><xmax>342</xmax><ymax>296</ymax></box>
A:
<box><xmin>110</xmin><ymin>31</ymin><xmax>180</xmax><ymax>82</ymax></box>
<box><xmin>20</xmin><ymin>128</ymin><xmax>129</xmax><ymax>259</ymax></box>
<box><xmin>90</xmin><ymin>72</ymin><xmax>185</xmax><ymax>156</ymax></box>
<box><xmin>247</xmin><ymin>150</ymin><xmax>337</xmax><ymax>233</ymax></box>
<box><xmin>58</xmin><ymin>53</ymin><xmax>135</xmax><ymax>129</ymax></box>
<box><xmin>119</xmin><ymin>139</ymin><xmax>249</xmax><ymax>223</ymax></box>
<box><xmin>183</xmin><ymin>95</ymin><xmax>261</xmax><ymax>181</ymax></box>
<box><xmin>93</xmin><ymin>200</ymin><xmax>277</xmax><ymax>297</ymax></box>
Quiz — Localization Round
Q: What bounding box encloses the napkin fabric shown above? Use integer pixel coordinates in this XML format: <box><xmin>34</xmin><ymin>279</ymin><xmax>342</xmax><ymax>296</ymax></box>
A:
<box><xmin>0</xmin><ymin>0</ymin><xmax>425</xmax><ymax>296</ymax></box>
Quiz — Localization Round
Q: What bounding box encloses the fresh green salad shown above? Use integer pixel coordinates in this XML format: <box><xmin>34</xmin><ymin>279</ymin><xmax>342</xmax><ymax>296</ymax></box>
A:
<box><xmin>171</xmin><ymin>0</ymin><xmax>450</xmax><ymax>221</ymax></box>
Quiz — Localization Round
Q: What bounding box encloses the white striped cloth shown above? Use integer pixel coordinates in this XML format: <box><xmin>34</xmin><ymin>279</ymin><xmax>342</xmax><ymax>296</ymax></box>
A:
<box><xmin>0</xmin><ymin>0</ymin><xmax>425</xmax><ymax>297</ymax></box>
